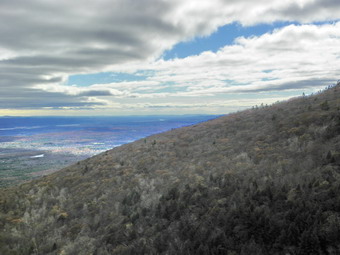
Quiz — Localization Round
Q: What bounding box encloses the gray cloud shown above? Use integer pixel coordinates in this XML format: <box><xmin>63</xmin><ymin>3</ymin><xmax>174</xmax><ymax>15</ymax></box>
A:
<box><xmin>78</xmin><ymin>90</ymin><xmax>113</xmax><ymax>97</ymax></box>
<box><xmin>279</xmin><ymin>0</ymin><xmax>340</xmax><ymax>22</ymax></box>
<box><xmin>0</xmin><ymin>0</ymin><xmax>339</xmax><ymax>111</ymax></box>
<box><xmin>228</xmin><ymin>79</ymin><xmax>336</xmax><ymax>93</ymax></box>
<box><xmin>276</xmin><ymin>79</ymin><xmax>336</xmax><ymax>91</ymax></box>
<box><xmin>0</xmin><ymin>89</ymin><xmax>102</xmax><ymax>109</ymax></box>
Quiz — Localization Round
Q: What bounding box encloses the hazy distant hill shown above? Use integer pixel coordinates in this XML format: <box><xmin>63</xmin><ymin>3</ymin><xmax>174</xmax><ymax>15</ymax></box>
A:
<box><xmin>1</xmin><ymin>82</ymin><xmax>340</xmax><ymax>254</ymax></box>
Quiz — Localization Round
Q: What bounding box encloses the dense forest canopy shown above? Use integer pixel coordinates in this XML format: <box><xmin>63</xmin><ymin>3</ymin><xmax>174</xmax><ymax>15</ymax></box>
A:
<box><xmin>1</xmin><ymin>82</ymin><xmax>340</xmax><ymax>254</ymax></box>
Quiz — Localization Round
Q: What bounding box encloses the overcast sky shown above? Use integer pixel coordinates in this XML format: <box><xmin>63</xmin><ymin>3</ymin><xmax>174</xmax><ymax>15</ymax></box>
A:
<box><xmin>1</xmin><ymin>0</ymin><xmax>339</xmax><ymax>116</ymax></box>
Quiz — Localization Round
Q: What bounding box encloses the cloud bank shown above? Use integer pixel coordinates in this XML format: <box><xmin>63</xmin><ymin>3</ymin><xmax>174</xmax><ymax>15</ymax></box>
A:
<box><xmin>1</xmin><ymin>0</ymin><xmax>340</xmax><ymax>113</ymax></box>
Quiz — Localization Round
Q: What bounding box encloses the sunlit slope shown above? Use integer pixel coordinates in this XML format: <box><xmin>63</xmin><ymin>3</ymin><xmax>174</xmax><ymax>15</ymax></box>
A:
<box><xmin>1</xmin><ymin>83</ymin><xmax>340</xmax><ymax>254</ymax></box>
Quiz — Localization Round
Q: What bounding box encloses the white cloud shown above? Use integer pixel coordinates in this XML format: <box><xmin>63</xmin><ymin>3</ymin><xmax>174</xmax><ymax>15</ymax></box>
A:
<box><xmin>0</xmin><ymin>0</ymin><xmax>340</xmax><ymax>112</ymax></box>
<box><xmin>34</xmin><ymin>22</ymin><xmax>340</xmax><ymax>114</ymax></box>
<box><xmin>143</xmin><ymin>22</ymin><xmax>340</xmax><ymax>96</ymax></box>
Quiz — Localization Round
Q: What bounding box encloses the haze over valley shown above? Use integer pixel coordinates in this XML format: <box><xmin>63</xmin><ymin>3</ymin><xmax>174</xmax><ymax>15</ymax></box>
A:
<box><xmin>0</xmin><ymin>115</ymin><xmax>215</xmax><ymax>186</ymax></box>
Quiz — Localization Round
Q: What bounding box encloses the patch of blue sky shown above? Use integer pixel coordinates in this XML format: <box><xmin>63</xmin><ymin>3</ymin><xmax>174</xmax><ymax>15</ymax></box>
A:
<box><xmin>261</xmin><ymin>78</ymin><xmax>279</xmax><ymax>82</ymax></box>
<box><xmin>163</xmin><ymin>21</ymin><xmax>299</xmax><ymax>60</ymax></box>
<box><xmin>67</xmin><ymin>70</ymin><xmax>153</xmax><ymax>87</ymax></box>
<box><xmin>262</xmin><ymin>69</ymin><xmax>275</xmax><ymax>73</ymax></box>
<box><xmin>312</xmin><ymin>20</ymin><xmax>340</xmax><ymax>25</ymax></box>
<box><xmin>223</xmin><ymin>79</ymin><xmax>248</xmax><ymax>86</ymax></box>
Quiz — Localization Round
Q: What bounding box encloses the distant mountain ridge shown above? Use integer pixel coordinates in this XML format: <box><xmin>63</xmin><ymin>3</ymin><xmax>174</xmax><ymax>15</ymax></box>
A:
<box><xmin>1</xmin><ymin>82</ymin><xmax>340</xmax><ymax>254</ymax></box>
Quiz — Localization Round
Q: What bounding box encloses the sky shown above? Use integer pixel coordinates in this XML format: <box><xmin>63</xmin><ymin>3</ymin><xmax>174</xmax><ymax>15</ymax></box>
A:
<box><xmin>0</xmin><ymin>0</ymin><xmax>339</xmax><ymax>116</ymax></box>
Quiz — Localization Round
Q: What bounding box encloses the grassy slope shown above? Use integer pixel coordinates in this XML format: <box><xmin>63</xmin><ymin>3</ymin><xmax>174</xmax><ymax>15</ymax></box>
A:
<box><xmin>1</xmin><ymin>83</ymin><xmax>340</xmax><ymax>254</ymax></box>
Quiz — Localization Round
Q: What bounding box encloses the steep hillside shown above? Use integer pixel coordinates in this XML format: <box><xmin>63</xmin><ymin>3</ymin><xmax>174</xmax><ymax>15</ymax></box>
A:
<box><xmin>1</xmin><ymin>82</ymin><xmax>340</xmax><ymax>254</ymax></box>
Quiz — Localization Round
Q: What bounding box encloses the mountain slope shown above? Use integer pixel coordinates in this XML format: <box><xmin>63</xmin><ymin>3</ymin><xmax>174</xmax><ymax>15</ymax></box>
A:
<box><xmin>1</xmin><ymin>82</ymin><xmax>340</xmax><ymax>254</ymax></box>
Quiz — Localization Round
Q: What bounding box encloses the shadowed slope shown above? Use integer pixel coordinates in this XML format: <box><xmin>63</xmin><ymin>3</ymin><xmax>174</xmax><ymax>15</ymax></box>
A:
<box><xmin>1</xmin><ymin>82</ymin><xmax>340</xmax><ymax>254</ymax></box>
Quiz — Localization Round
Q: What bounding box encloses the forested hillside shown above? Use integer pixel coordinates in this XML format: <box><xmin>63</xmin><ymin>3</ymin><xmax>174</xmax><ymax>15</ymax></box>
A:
<box><xmin>1</xmin><ymin>82</ymin><xmax>340</xmax><ymax>254</ymax></box>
